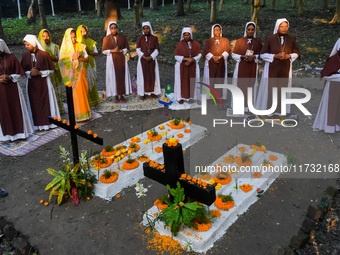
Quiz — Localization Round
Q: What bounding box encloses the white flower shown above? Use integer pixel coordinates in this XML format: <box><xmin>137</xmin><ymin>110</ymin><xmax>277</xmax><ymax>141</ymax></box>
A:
<box><xmin>135</xmin><ymin>182</ymin><xmax>148</xmax><ymax>198</ymax></box>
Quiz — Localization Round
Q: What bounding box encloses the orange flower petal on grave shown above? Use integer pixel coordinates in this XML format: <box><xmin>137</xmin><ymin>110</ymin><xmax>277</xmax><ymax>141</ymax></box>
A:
<box><xmin>54</xmin><ymin>116</ymin><xmax>58</xmax><ymax>120</ymax></box>
<box><xmin>74</xmin><ymin>125</ymin><xmax>79</xmax><ymax>129</ymax></box>
<box><xmin>93</xmin><ymin>134</ymin><xmax>98</xmax><ymax>138</ymax></box>
<box><xmin>88</xmin><ymin>130</ymin><xmax>92</xmax><ymax>135</ymax></box>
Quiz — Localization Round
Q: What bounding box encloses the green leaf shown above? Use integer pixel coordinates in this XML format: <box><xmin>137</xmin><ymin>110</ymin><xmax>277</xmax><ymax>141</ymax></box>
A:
<box><xmin>183</xmin><ymin>202</ymin><xmax>203</xmax><ymax>211</ymax></box>
<box><xmin>45</xmin><ymin>176</ymin><xmax>63</xmax><ymax>191</ymax></box>
<box><xmin>49</xmin><ymin>183</ymin><xmax>61</xmax><ymax>201</ymax></box>
<box><xmin>46</xmin><ymin>168</ymin><xmax>62</xmax><ymax>177</ymax></box>
<box><xmin>57</xmin><ymin>189</ymin><xmax>65</xmax><ymax>205</ymax></box>
<box><xmin>167</xmin><ymin>182</ymin><xmax>185</xmax><ymax>204</ymax></box>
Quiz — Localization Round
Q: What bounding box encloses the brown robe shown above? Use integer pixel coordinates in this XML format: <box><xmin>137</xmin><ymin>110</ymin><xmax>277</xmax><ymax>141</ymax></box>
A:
<box><xmin>233</xmin><ymin>37</ymin><xmax>262</xmax><ymax>107</ymax></box>
<box><xmin>137</xmin><ymin>34</ymin><xmax>159</xmax><ymax>93</ymax></box>
<box><xmin>102</xmin><ymin>33</ymin><xmax>129</xmax><ymax>95</ymax></box>
<box><xmin>21</xmin><ymin>50</ymin><xmax>55</xmax><ymax>126</ymax></box>
<box><xmin>203</xmin><ymin>37</ymin><xmax>231</xmax><ymax>98</ymax></box>
<box><xmin>0</xmin><ymin>53</ymin><xmax>26</xmax><ymax>136</ymax></box>
<box><xmin>320</xmin><ymin>50</ymin><xmax>340</xmax><ymax>126</ymax></box>
<box><xmin>261</xmin><ymin>33</ymin><xmax>300</xmax><ymax>113</ymax></box>
<box><xmin>174</xmin><ymin>39</ymin><xmax>201</xmax><ymax>99</ymax></box>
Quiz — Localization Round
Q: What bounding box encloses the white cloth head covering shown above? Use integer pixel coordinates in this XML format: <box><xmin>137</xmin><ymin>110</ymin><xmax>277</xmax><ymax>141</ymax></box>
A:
<box><xmin>0</xmin><ymin>39</ymin><xmax>11</xmax><ymax>54</ymax></box>
<box><xmin>244</xmin><ymin>22</ymin><xmax>256</xmax><ymax>38</ymax></box>
<box><xmin>211</xmin><ymin>24</ymin><xmax>222</xmax><ymax>38</ymax></box>
<box><xmin>273</xmin><ymin>18</ymin><xmax>289</xmax><ymax>34</ymax></box>
<box><xmin>106</xmin><ymin>21</ymin><xmax>118</xmax><ymax>36</ymax></box>
<box><xmin>330</xmin><ymin>38</ymin><xmax>340</xmax><ymax>57</ymax></box>
<box><xmin>23</xmin><ymin>35</ymin><xmax>45</xmax><ymax>51</ymax></box>
<box><xmin>142</xmin><ymin>21</ymin><xmax>154</xmax><ymax>35</ymax></box>
<box><xmin>180</xmin><ymin>27</ymin><xmax>193</xmax><ymax>41</ymax></box>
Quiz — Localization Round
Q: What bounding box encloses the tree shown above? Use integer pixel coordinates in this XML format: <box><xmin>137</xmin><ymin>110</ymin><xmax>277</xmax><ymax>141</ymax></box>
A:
<box><xmin>323</xmin><ymin>0</ymin><xmax>328</xmax><ymax>10</ymax></box>
<box><xmin>218</xmin><ymin>0</ymin><xmax>223</xmax><ymax>12</ymax></box>
<box><xmin>27</xmin><ymin>0</ymin><xmax>38</xmax><ymax>25</ymax></box>
<box><xmin>251</xmin><ymin>0</ymin><xmax>265</xmax><ymax>25</ymax></box>
<box><xmin>244</xmin><ymin>0</ymin><xmax>249</xmax><ymax>4</ymax></box>
<box><xmin>292</xmin><ymin>0</ymin><xmax>297</xmax><ymax>7</ymax></box>
<box><xmin>298</xmin><ymin>0</ymin><xmax>306</xmax><ymax>15</ymax></box>
<box><xmin>0</xmin><ymin>3</ymin><xmax>5</xmax><ymax>40</ymax></box>
<box><xmin>105</xmin><ymin>0</ymin><xmax>122</xmax><ymax>30</ymax></box>
<box><xmin>187</xmin><ymin>0</ymin><xmax>191</xmax><ymax>12</ymax></box>
<box><xmin>271</xmin><ymin>0</ymin><xmax>275</xmax><ymax>10</ymax></box>
<box><xmin>151</xmin><ymin>0</ymin><xmax>158</xmax><ymax>10</ymax></box>
<box><xmin>330</xmin><ymin>0</ymin><xmax>340</xmax><ymax>23</ymax></box>
<box><xmin>134</xmin><ymin>0</ymin><xmax>141</xmax><ymax>27</ymax></box>
<box><xmin>210</xmin><ymin>0</ymin><xmax>217</xmax><ymax>23</ymax></box>
<box><xmin>177</xmin><ymin>0</ymin><xmax>185</xmax><ymax>16</ymax></box>
<box><xmin>97</xmin><ymin>0</ymin><xmax>104</xmax><ymax>17</ymax></box>
<box><xmin>207</xmin><ymin>0</ymin><xmax>211</xmax><ymax>9</ymax></box>
<box><xmin>139</xmin><ymin>0</ymin><xmax>145</xmax><ymax>17</ymax></box>
<box><xmin>38</xmin><ymin>0</ymin><xmax>48</xmax><ymax>29</ymax></box>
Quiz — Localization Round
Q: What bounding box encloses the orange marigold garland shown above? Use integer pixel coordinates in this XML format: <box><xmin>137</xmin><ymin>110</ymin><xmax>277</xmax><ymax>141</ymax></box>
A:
<box><xmin>147</xmin><ymin>130</ymin><xmax>162</xmax><ymax>141</ymax></box>
<box><xmin>223</xmin><ymin>155</ymin><xmax>235</xmax><ymax>164</ymax></box>
<box><xmin>197</xmin><ymin>172</ymin><xmax>212</xmax><ymax>181</ymax></box>
<box><xmin>209</xmin><ymin>210</ymin><xmax>221</xmax><ymax>219</ymax></box>
<box><xmin>240</xmin><ymin>184</ymin><xmax>253</xmax><ymax>193</ymax></box>
<box><xmin>101</xmin><ymin>146</ymin><xmax>116</xmax><ymax>157</ymax></box>
<box><xmin>184</xmin><ymin>129</ymin><xmax>191</xmax><ymax>133</ymax></box>
<box><xmin>169</xmin><ymin>118</ymin><xmax>185</xmax><ymax>129</ymax></box>
<box><xmin>92</xmin><ymin>155</ymin><xmax>113</xmax><ymax>168</ymax></box>
<box><xmin>252</xmin><ymin>172</ymin><xmax>263</xmax><ymax>179</ymax></box>
<box><xmin>213</xmin><ymin>173</ymin><xmax>232</xmax><ymax>185</ymax></box>
<box><xmin>155</xmin><ymin>146</ymin><xmax>163</xmax><ymax>153</ymax></box>
<box><xmin>131</xmin><ymin>136</ymin><xmax>141</xmax><ymax>143</ymax></box>
<box><xmin>165</xmin><ymin>138</ymin><xmax>179</xmax><ymax>147</ymax></box>
<box><xmin>128</xmin><ymin>142</ymin><xmax>140</xmax><ymax>152</ymax></box>
<box><xmin>269</xmin><ymin>155</ymin><xmax>278</xmax><ymax>161</ymax></box>
<box><xmin>100</xmin><ymin>171</ymin><xmax>118</xmax><ymax>184</ymax></box>
<box><xmin>238</xmin><ymin>146</ymin><xmax>246</xmax><ymax>152</ymax></box>
<box><xmin>214</xmin><ymin>194</ymin><xmax>235</xmax><ymax>211</ymax></box>
<box><xmin>250</xmin><ymin>144</ymin><xmax>267</xmax><ymax>153</ymax></box>
<box><xmin>177</xmin><ymin>133</ymin><xmax>184</xmax><ymax>138</ymax></box>
<box><xmin>137</xmin><ymin>154</ymin><xmax>149</xmax><ymax>162</ymax></box>
<box><xmin>191</xmin><ymin>216</ymin><xmax>212</xmax><ymax>232</ymax></box>
<box><xmin>123</xmin><ymin>157</ymin><xmax>140</xmax><ymax>170</ymax></box>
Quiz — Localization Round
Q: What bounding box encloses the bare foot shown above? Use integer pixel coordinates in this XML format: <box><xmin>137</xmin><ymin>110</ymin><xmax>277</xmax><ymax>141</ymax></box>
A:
<box><xmin>120</xmin><ymin>95</ymin><xmax>127</xmax><ymax>103</ymax></box>
<box><xmin>115</xmin><ymin>96</ymin><xmax>120</xmax><ymax>103</ymax></box>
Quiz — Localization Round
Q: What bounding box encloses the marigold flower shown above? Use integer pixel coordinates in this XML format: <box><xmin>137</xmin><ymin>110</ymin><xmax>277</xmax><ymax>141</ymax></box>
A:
<box><xmin>40</xmin><ymin>200</ymin><xmax>44</xmax><ymax>204</ymax></box>
<box><xmin>74</xmin><ymin>125</ymin><xmax>79</xmax><ymax>129</ymax></box>
<box><xmin>87</xmin><ymin>130</ymin><xmax>92</xmax><ymax>135</ymax></box>
<box><xmin>67</xmin><ymin>122</ymin><xmax>70</xmax><ymax>126</ymax></box>
<box><xmin>62</xmin><ymin>120</ymin><xmax>67</xmax><ymax>124</ymax></box>
<box><xmin>54</xmin><ymin>116</ymin><xmax>58</xmax><ymax>120</ymax></box>
<box><xmin>58</xmin><ymin>118</ymin><xmax>62</xmax><ymax>122</ymax></box>
<box><xmin>44</xmin><ymin>202</ymin><xmax>49</xmax><ymax>206</ymax></box>
<box><xmin>93</xmin><ymin>133</ymin><xmax>98</xmax><ymax>138</ymax></box>
<box><xmin>86</xmin><ymin>197</ymin><xmax>90</xmax><ymax>200</ymax></box>
<box><xmin>117</xmin><ymin>194</ymin><xmax>121</xmax><ymax>198</ymax></box>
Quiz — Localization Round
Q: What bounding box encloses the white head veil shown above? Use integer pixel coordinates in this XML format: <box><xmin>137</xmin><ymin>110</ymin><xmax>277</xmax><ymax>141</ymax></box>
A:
<box><xmin>330</xmin><ymin>38</ymin><xmax>340</xmax><ymax>57</ymax></box>
<box><xmin>180</xmin><ymin>27</ymin><xmax>192</xmax><ymax>41</ymax></box>
<box><xmin>211</xmin><ymin>24</ymin><xmax>222</xmax><ymax>38</ymax></box>
<box><xmin>273</xmin><ymin>18</ymin><xmax>289</xmax><ymax>34</ymax></box>
<box><xmin>0</xmin><ymin>39</ymin><xmax>11</xmax><ymax>54</ymax></box>
<box><xmin>23</xmin><ymin>35</ymin><xmax>45</xmax><ymax>51</ymax></box>
<box><xmin>244</xmin><ymin>22</ymin><xmax>256</xmax><ymax>38</ymax></box>
<box><xmin>106</xmin><ymin>21</ymin><xmax>118</xmax><ymax>36</ymax></box>
<box><xmin>142</xmin><ymin>21</ymin><xmax>154</xmax><ymax>35</ymax></box>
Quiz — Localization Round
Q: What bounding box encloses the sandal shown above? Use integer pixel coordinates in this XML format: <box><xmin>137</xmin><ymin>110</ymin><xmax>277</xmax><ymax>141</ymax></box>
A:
<box><xmin>0</xmin><ymin>188</ymin><xmax>8</xmax><ymax>198</ymax></box>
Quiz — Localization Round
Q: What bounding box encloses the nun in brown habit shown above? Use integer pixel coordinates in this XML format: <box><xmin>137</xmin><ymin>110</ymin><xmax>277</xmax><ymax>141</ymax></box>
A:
<box><xmin>174</xmin><ymin>27</ymin><xmax>202</xmax><ymax>104</ymax></box>
<box><xmin>313</xmin><ymin>38</ymin><xmax>340</xmax><ymax>133</ymax></box>
<box><xmin>255</xmin><ymin>18</ymin><xmax>300</xmax><ymax>115</ymax></box>
<box><xmin>232</xmin><ymin>22</ymin><xmax>262</xmax><ymax>112</ymax></box>
<box><xmin>102</xmin><ymin>21</ymin><xmax>131</xmax><ymax>103</ymax></box>
<box><xmin>203</xmin><ymin>24</ymin><xmax>231</xmax><ymax>100</ymax></box>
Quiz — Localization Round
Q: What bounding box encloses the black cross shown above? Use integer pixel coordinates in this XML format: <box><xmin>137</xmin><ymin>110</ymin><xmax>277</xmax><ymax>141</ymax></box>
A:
<box><xmin>49</xmin><ymin>85</ymin><xmax>103</xmax><ymax>164</ymax></box>
<box><xmin>143</xmin><ymin>142</ymin><xmax>216</xmax><ymax>206</ymax></box>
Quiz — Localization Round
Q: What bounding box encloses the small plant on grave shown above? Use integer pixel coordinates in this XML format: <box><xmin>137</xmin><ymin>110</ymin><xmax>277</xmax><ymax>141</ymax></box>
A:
<box><xmin>128</xmin><ymin>141</ymin><xmax>140</xmax><ymax>152</ymax></box>
<box><xmin>157</xmin><ymin>182</ymin><xmax>209</xmax><ymax>236</ymax></box>
<box><xmin>147</xmin><ymin>129</ymin><xmax>162</xmax><ymax>141</ymax></box>
<box><xmin>100</xmin><ymin>170</ymin><xmax>118</xmax><ymax>184</ymax></box>
<box><xmin>183</xmin><ymin>117</ymin><xmax>191</xmax><ymax>125</ymax></box>
<box><xmin>101</xmin><ymin>145</ymin><xmax>116</xmax><ymax>157</ymax></box>
<box><xmin>123</xmin><ymin>156</ymin><xmax>140</xmax><ymax>170</ymax></box>
<box><xmin>235</xmin><ymin>151</ymin><xmax>253</xmax><ymax>166</ymax></box>
<box><xmin>250</xmin><ymin>141</ymin><xmax>267</xmax><ymax>153</ymax></box>
<box><xmin>214</xmin><ymin>193</ymin><xmax>235</xmax><ymax>211</ymax></box>
<box><xmin>170</xmin><ymin>117</ymin><xmax>185</xmax><ymax>129</ymax></box>
<box><xmin>262</xmin><ymin>159</ymin><xmax>274</xmax><ymax>168</ymax></box>
<box><xmin>45</xmin><ymin>146</ymin><xmax>97</xmax><ymax>205</ymax></box>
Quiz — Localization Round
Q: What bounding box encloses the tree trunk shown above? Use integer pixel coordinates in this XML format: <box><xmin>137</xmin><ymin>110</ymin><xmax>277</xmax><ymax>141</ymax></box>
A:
<box><xmin>298</xmin><ymin>0</ymin><xmax>306</xmax><ymax>15</ymax></box>
<box><xmin>0</xmin><ymin>3</ymin><xmax>5</xmax><ymax>40</ymax></box>
<box><xmin>218</xmin><ymin>0</ymin><xmax>223</xmax><ymax>12</ymax></box>
<box><xmin>177</xmin><ymin>0</ymin><xmax>185</xmax><ymax>16</ymax></box>
<box><xmin>207</xmin><ymin>0</ymin><xmax>211</xmax><ymax>9</ymax></box>
<box><xmin>187</xmin><ymin>0</ymin><xmax>191</xmax><ymax>12</ymax></box>
<box><xmin>210</xmin><ymin>0</ymin><xmax>217</xmax><ymax>23</ymax></box>
<box><xmin>251</xmin><ymin>0</ymin><xmax>261</xmax><ymax>25</ymax></box>
<box><xmin>139</xmin><ymin>0</ymin><xmax>145</xmax><ymax>17</ymax></box>
<box><xmin>27</xmin><ymin>0</ymin><xmax>38</xmax><ymax>25</ymax></box>
<box><xmin>38</xmin><ymin>0</ymin><xmax>48</xmax><ymax>29</ymax></box>
<box><xmin>292</xmin><ymin>0</ymin><xmax>297</xmax><ymax>7</ymax></box>
<box><xmin>151</xmin><ymin>0</ymin><xmax>158</xmax><ymax>10</ymax></box>
<box><xmin>105</xmin><ymin>0</ymin><xmax>122</xmax><ymax>30</ymax></box>
<box><xmin>244</xmin><ymin>0</ymin><xmax>249</xmax><ymax>3</ymax></box>
<box><xmin>323</xmin><ymin>0</ymin><xmax>328</xmax><ymax>9</ymax></box>
<box><xmin>134</xmin><ymin>0</ymin><xmax>141</xmax><ymax>27</ymax></box>
<box><xmin>330</xmin><ymin>0</ymin><xmax>340</xmax><ymax>23</ymax></box>
<box><xmin>97</xmin><ymin>0</ymin><xmax>104</xmax><ymax>17</ymax></box>
<box><xmin>271</xmin><ymin>0</ymin><xmax>275</xmax><ymax>9</ymax></box>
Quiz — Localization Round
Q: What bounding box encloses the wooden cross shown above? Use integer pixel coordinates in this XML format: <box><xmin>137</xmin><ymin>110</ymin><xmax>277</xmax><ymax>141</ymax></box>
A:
<box><xmin>49</xmin><ymin>85</ymin><xmax>103</xmax><ymax>164</ymax></box>
<box><xmin>143</xmin><ymin>142</ymin><xmax>216</xmax><ymax>206</ymax></box>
